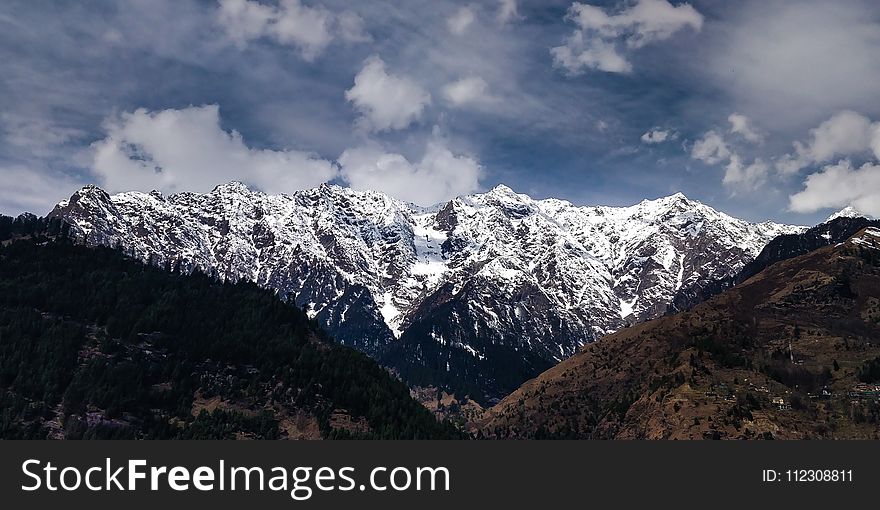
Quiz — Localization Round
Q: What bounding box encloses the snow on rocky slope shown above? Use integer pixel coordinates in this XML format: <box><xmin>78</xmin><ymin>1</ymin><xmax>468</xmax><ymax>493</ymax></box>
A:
<box><xmin>50</xmin><ymin>182</ymin><xmax>804</xmax><ymax>401</ymax></box>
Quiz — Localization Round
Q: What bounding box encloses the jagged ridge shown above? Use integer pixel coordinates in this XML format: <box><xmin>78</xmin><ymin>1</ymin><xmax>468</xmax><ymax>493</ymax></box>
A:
<box><xmin>49</xmin><ymin>182</ymin><xmax>804</xmax><ymax>402</ymax></box>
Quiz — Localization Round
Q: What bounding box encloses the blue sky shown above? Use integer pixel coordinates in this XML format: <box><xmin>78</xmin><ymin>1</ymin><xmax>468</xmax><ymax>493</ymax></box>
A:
<box><xmin>2</xmin><ymin>0</ymin><xmax>880</xmax><ymax>224</ymax></box>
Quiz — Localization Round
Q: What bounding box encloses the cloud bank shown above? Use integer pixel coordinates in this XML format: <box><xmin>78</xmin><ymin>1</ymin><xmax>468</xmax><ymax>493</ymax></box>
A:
<box><xmin>789</xmin><ymin>160</ymin><xmax>880</xmax><ymax>217</ymax></box>
<box><xmin>86</xmin><ymin>104</ymin><xmax>482</xmax><ymax>207</ymax></box>
<box><xmin>552</xmin><ymin>0</ymin><xmax>703</xmax><ymax>74</ymax></box>
<box><xmin>216</xmin><ymin>0</ymin><xmax>367</xmax><ymax>60</ymax></box>
<box><xmin>777</xmin><ymin>111</ymin><xmax>880</xmax><ymax>175</ymax></box>
<box><xmin>91</xmin><ymin>105</ymin><xmax>337</xmax><ymax>194</ymax></box>
<box><xmin>338</xmin><ymin>137</ymin><xmax>482</xmax><ymax>206</ymax></box>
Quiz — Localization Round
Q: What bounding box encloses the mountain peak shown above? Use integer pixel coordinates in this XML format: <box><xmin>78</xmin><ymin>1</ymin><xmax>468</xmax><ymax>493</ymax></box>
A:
<box><xmin>632</xmin><ymin>192</ymin><xmax>697</xmax><ymax>216</ymax></box>
<box><xmin>71</xmin><ymin>184</ymin><xmax>112</xmax><ymax>204</ymax></box>
<box><xmin>659</xmin><ymin>191</ymin><xmax>692</xmax><ymax>204</ymax></box>
<box><xmin>477</xmin><ymin>184</ymin><xmax>525</xmax><ymax>202</ymax></box>
<box><xmin>211</xmin><ymin>181</ymin><xmax>253</xmax><ymax>194</ymax></box>
<box><xmin>489</xmin><ymin>183</ymin><xmax>516</xmax><ymax>195</ymax></box>
<box><xmin>826</xmin><ymin>206</ymin><xmax>871</xmax><ymax>222</ymax></box>
<box><xmin>480</xmin><ymin>184</ymin><xmax>534</xmax><ymax>204</ymax></box>
<box><xmin>75</xmin><ymin>184</ymin><xmax>109</xmax><ymax>195</ymax></box>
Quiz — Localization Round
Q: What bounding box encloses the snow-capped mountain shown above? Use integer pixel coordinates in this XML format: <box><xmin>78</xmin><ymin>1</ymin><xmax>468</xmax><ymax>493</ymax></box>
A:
<box><xmin>826</xmin><ymin>206</ymin><xmax>873</xmax><ymax>222</ymax></box>
<box><xmin>49</xmin><ymin>182</ymin><xmax>804</xmax><ymax>402</ymax></box>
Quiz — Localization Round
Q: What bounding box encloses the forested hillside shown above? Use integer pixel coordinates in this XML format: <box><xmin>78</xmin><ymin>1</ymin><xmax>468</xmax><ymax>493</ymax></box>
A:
<box><xmin>0</xmin><ymin>222</ymin><xmax>460</xmax><ymax>439</ymax></box>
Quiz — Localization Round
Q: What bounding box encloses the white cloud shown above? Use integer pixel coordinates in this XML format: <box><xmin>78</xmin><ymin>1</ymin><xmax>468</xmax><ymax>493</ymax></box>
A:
<box><xmin>443</xmin><ymin>77</ymin><xmax>492</xmax><ymax>106</ymax></box>
<box><xmin>0</xmin><ymin>164</ymin><xmax>83</xmax><ymax>215</ymax></box>
<box><xmin>271</xmin><ymin>0</ymin><xmax>333</xmax><ymax>59</ymax></box>
<box><xmin>789</xmin><ymin>160</ymin><xmax>880</xmax><ymax>217</ymax></box>
<box><xmin>551</xmin><ymin>0</ymin><xmax>703</xmax><ymax>74</ymax></box>
<box><xmin>91</xmin><ymin>105</ymin><xmax>337</xmax><ymax>195</ymax></box>
<box><xmin>691</xmin><ymin>127</ymin><xmax>767</xmax><ymax>191</ymax></box>
<box><xmin>723</xmin><ymin>154</ymin><xmax>769</xmax><ymax>191</ymax></box>
<box><xmin>338</xmin><ymin>138</ymin><xmax>482</xmax><ymax>206</ymax></box>
<box><xmin>785</xmin><ymin>111</ymin><xmax>880</xmax><ymax>216</ymax></box>
<box><xmin>777</xmin><ymin>111</ymin><xmax>880</xmax><ymax>175</ymax></box>
<box><xmin>705</xmin><ymin>1</ymin><xmax>880</xmax><ymax>132</ymax></box>
<box><xmin>216</xmin><ymin>0</ymin><xmax>366</xmax><ymax>60</ymax></box>
<box><xmin>640</xmin><ymin>128</ymin><xmax>675</xmax><ymax>144</ymax></box>
<box><xmin>448</xmin><ymin>6</ymin><xmax>476</xmax><ymax>35</ymax></box>
<box><xmin>216</xmin><ymin>0</ymin><xmax>275</xmax><ymax>46</ymax></box>
<box><xmin>345</xmin><ymin>56</ymin><xmax>432</xmax><ymax>132</ymax></box>
<box><xmin>728</xmin><ymin>113</ymin><xmax>762</xmax><ymax>143</ymax></box>
<box><xmin>337</xmin><ymin>11</ymin><xmax>371</xmax><ymax>43</ymax></box>
<box><xmin>552</xmin><ymin>33</ymin><xmax>632</xmax><ymax>74</ymax></box>
<box><xmin>1</xmin><ymin>113</ymin><xmax>86</xmax><ymax>159</ymax></box>
<box><xmin>498</xmin><ymin>0</ymin><xmax>522</xmax><ymax>24</ymax></box>
<box><xmin>690</xmin><ymin>130</ymin><xmax>730</xmax><ymax>164</ymax></box>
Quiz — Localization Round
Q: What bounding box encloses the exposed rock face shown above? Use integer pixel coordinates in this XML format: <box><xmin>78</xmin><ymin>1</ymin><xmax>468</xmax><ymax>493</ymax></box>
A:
<box><xmin>669</xmin><ymin>216</ymin><xmax>880</xmax><ymax>314</ymax></box>
<box><xmin>50</xmin><ymin>182</ymin><xmax>803</xmax><ymax>402</ymax></box>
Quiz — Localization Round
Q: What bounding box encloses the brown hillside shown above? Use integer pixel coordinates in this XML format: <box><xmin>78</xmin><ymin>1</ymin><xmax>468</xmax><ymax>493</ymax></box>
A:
<box><xmin>478</xmin><ymin>228</ymin><xmax>880</xmax><ymax>439</ymax></box>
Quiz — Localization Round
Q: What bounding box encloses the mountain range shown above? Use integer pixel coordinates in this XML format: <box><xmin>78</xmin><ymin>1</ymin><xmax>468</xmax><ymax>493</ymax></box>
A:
<box><xmin>49</xmin><ymin>182</ymin><xmax>805</xmax><ymax>402</ymax></box>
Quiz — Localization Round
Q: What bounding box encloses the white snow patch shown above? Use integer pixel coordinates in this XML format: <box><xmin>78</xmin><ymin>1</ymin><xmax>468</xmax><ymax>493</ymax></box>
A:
<box><xmin>480</xmin><ymin>261</ymin><xmax>520</xmax><ymax>280</ymax></box>
<box><xmin>379</xmin><ymin>292</ymin><xmax>402</xmax><ymax>338</ymax></box>
<box><xmin>411</xmin><ymin>214</ymin><xmax>449</xmax><ymax>286</ymax></box>
<box><xmin>461</xmin><ymin>343</ymin><xmax>483</xmax><ymax>359</ymax></box>
<box><xmin>852</xmin><ymin>228</ymin><xmax>880</xmax><ymax>248</ymax></box>
<box><xmin>619</xmin><ymin>297</ymin><xmax>637</xmax><ymax>319</ymax></box>
<box><xmin>676</xmin><ymin>256</ymin><xmax>685</xmax><ymax>290</ymax></box>
<box><xmin>661</xmin><ymin>246</ymin><xmax>676</xmax><ymax>271</ymax></box>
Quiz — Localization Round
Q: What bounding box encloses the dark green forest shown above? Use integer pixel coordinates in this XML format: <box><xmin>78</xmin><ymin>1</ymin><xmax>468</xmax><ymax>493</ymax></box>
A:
<box><xmin>0</xmin><ymin>215</ymin><xmax>460</xmax><ymax>439</ymax></box>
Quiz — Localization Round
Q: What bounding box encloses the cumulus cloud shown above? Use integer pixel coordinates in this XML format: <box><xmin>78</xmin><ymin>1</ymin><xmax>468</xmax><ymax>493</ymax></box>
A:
<box><xmin>443</xmin><ymin>77</ymin><xmax>493</xmax><ymax>106</ymax></box>
<box><xmin>498</xmin><ymin>0</ymin><xmax>522</xmax><ymax>24</ymax></box>
<box><xmin>728</xmin><ymin>113</ymin><xmax>762</xmax><ymax>143</ymax></box>
<box><xmin>723</xmin><ymin>154</ymin><xmax>769</xmax><ymax>191</ymax></box>
<box><xmin>551</xmin><ymin>0</ymin><xmax>703</xmax><ymax>74</ymax></box>
<box><xmin>640</xmin><ymin>128</ymin><xmax>675</xmax><ymax>144</ymax></box>
<box><xmin>789</xmin><ymin>160</ymin><xmax>880</xmax><ymax>217</ymax></box>
<box><xmin>448</xmin><ymin>6</ymin><xmax>476</xmax><ymax>35</ymax></box>
<box><xmin>338</xmin><ymin>138</ymin><xmax>482</xmax><ymax>206</ymax></box>
<box><xmin>777</xmin><ymin>111</ymin><xmax>880</xmax><ymax>175</ymax></box>
<box><xmin>91</xmin><ymin>105</ymin><xmax>337</xmax><ymax>195</ymax></box>
<box><xmin>216</xmin><ymin>0</ymin><xmax>366</xmax><ymax>60</ymax></box>
<box><xmin>690</xmin><ymin>130</ymin><xmax>730</xmax><ymax>164</ymax></box>
<box><xmin>691</xmin><ymin>125</ymin><xmax>767</xmax><ymax>191</ymax></box>
<box><xmin>345</xmin><ymin>56</ymin><xmax>432</xmax><ymax>132</ymax></box>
